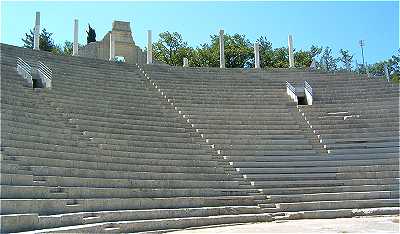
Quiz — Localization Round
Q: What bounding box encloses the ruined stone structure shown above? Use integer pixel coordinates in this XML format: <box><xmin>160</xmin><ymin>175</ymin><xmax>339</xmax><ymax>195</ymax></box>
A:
<box><xmin>79</xmin><ymin>21</ymin><xmax>146</xmax><ymax>64</ymax></box>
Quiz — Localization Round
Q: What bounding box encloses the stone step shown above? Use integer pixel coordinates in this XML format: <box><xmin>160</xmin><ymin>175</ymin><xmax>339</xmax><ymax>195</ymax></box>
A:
<box><xmin>224</xmin><ymin>152</ymin><xmax>399</xmax><ymax>162</ymax></box>
<box><xmin>0</xmin><ymin>206</ymin><xmax>264</xmax><ymax>233</ymax></box>
<box><xmin>3</xmin><ymin>164</ymin><xmax>230</xmax><ymax>181</ymax></box>
<box><xmin>0</xmin><ymin>185</ymin><xmax>256</xmax><ymax>199</ymax></box>
<box><xmin>251</xmin><ymin>178</ymin><xmax>399</xmax><ymax>188</ymax></box>
<box><xmin>266</xmin><ymin>191</ymin><xmax>399</xmax><ymax>203</ymax></box>
<box><xmin>243</xmin><ymin>171</ymin><xmax>397</xmax><ymax>181</ymax></box>
<box><xmin>232</xmin><ymin>158</ymin><xmax>398</xmax><ymax>168</ymax></box>
<box><xmin>329</xmin><ymin>147</ymin><xmax>399</xmax><ymax>155</ymax></box>
<box><xmin>5</xmin><ymin>131</ymin><xmax>208</xmax><ymax>150</ymax></box>
<box><xmin>0</xmin><ymin>196</ymin><xmax>260</xmax><ymax>215</ymax></box>
<box><xmin>2</xmin><ymin>146</ymin><xmax>214</xmax><ymax>161</ymax></box>
<box><xmin>321</xmin><ymin>136</ymin><xmax>399</xmax><ymax>144</ymax></box>
<box><xmin>2</xmin><ymin>139</ymin><xmax>212</xmax><ymax>156</ymax></box>
<box><xmin>236</xmin><ymin>165</ymin><xmax>397</xmax><ymax>174</ymax></box>
<box><xmin>259</xmin><ymin>184</ymin><xmax>400</xmax><ymax>195</ymax></box>
<box><xmin>2</xmin><ymin>155</ymin><xmax>223</xmax><ymax>174</ymax></box>
<box><xmin>9</xmin><ymin>213</ymin><xmax>271</xmax><ymax>234</ymax></box>
<box><xmin>327</xmin><ymin>141</ymin><xmax>399</xmax><ymax>150</ymax></box>
<box><xmin>276</xmin><ymin>207</ymin><xmax>400</xmax><ymax>220</ymax></box>
<box><xmin>274</xmin><ymin>199</ymin><xmax>400</xmax><ymax>212</ymax></box>
<box><xmin>1</xmin><ymin>173</ymin><xmax>241</xmax><ymax>190</ymax></box>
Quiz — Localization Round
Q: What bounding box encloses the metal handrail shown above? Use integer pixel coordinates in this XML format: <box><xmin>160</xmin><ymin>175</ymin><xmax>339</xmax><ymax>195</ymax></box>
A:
<box><xmin>304</xmin><ymin>80</ymin><xmax>313</xmax><ymax>95</ymax></box>
<box><xmin>17</xmin><ymin>57</ymin><xmax>32</xmax><ymax>75</ymax></box>
<box><xmin>286</xmin><ymin>81</ymin><xmax>296</xmax><ymax>93</ymax></box>
<box><xmin>16</xmin><ymin>57</ymin><xmax>33</xmax><ymax>83</ymax></box>
<box><xmin>38</xmin><ymin>61</ymin><xmax>52</xmax><ymax>80</ymax></box>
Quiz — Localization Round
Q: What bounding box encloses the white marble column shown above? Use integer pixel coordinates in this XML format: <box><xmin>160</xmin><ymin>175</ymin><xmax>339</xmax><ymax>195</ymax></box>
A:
<box><xmin>288</xmin><ymin>35</ymin><xmax>294</xmax><ymax>68</ymax></box>
<box><xmin>219</xmin><ymin>29</ymin><xmax>225</xmax><ymax>68</ymax></box>
<box><xmin>109</xmin><ymin>33</ymin><xmax>115</xmax><ymax>60</ymax></box>
<box><xmin>254</xmin><ymin>42</ymin><xmax>260</xmax><ymax>69</ymax></box>
<box><xmin>34</xmin><ymin>12</ymin><xmax>40</xmax><ymax>50</ymax></box>
<box><xmin>73</xmin><ymin>19</ymin><xmax>79</xmax><ymax>56</ymax></box>
<box><xmin>384</xmin><ymin>64</ymin><xmax>390</xmax><ymax>82</ymax></box>
<box><xmin>183</xmin><ymin>58</ymin><xmax>189</xmax><ymax>67</ymax></box>
<box><xmin>147</xmin><ymin>30</ymin><xmax>152</xmax><ymax>64</ymax></box>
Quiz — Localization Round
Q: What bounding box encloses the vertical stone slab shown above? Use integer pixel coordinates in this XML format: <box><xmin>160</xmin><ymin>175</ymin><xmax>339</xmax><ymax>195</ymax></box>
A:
<box><xmin>183</xmin><ymin>58</ymin><xmax>189</xmax><ymax>67</ymax></box>
<box><xmin>109</xmin><ymin>33</ymin><xmax>115</xmax><ymax>60</ymax></box>
<box><xmin>288</xmin><ymin>35</ymin><xmax>294</xmax><ymax>68</ymax></box>
<box><xmin>310</xmin><ymin>59</ymin><xmax>317</xmax><ymax>69</ymax></box>
<box><xmin>73</xmin><ymin>19</ymin><xmax>79</xmax><ymax>56</ymax></box>
<box><xmin>254</xmin><ymin>42</ymin><xmax>260</xmax><ymax>69</ymax></box>
<box><xmin>147</xmin><ymin>30</ymin><xmax>153</xmax><ymax>64</ymax></box>
<box><xmin>384</xmin><ymin>64</ymin><xmax>390</xmax><ymax>82</ymax></box>
<box><xmin>34</xmin><ymin>12</ymin><xmax>40</xmax><ymax>50</ymax></box>
<box><xmin>219</xmin><ymin>29</ymin><xmax>225</xmax><ymax>68</ymax></box>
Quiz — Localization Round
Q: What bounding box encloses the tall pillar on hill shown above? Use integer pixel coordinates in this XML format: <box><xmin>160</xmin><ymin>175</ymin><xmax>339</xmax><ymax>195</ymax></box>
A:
<box><xmin>219</xmin><ymin>29</ymin><xmax>225</xmax><ymax>68</ymax></box>
<box><xmin>34</xmin><ymin>12</ymin><xmax>40</xmax><ymax>50</ymax></box>
<box><xmin>109</xmin><ymin>33</ymin><xmax>115</xmax><ymax>60</ymax></box>
<box><xmin>183</xmin><ymin>58</ymin><xmax>189</xmax><ymax>67</ymax></box>
<box><xmin>147</xmin><ymin>30</ymin><xmax>153</xmax><ymax>64</ymax></box>
<box><xmin>73</xmin><ymin>19</ymin><xmax>79</xmax><ymax>56</ymax></box>
<box><xmin>288</xmin><ymin>35</ymin><xmax>294</xmax><ymax>68</ymax></box>
<box><xmin>254</xmin><ymin>42</ymin><xmax>260</xmax><ymax>69</ymax></box>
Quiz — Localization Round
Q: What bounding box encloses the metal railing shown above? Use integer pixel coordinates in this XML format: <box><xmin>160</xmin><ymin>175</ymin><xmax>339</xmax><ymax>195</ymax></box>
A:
<box><xmin>38</xmin><ymin>61</ymin><xmax>52</xmax><ymax>88</ymax></box>
<box><xmin>286</xmin><ymin>81</ymin><xmax>296</xmax><ymax>94</ymax></box>
<box><xmin>16</xmin><ymin>57</ymin><xmax>33</xmax><ymax>86</ymax></box>
<box><xmin>304</xmin><ymin>81</ymin><xmax>313</xmax><ymax>95</ymax></box>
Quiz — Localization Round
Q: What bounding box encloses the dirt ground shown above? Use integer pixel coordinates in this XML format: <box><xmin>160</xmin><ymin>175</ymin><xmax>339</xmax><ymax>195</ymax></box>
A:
<box><xmin>167</xmin><ymin>215</ymin><xmax>400</xmax><ymax>234</ymax></box>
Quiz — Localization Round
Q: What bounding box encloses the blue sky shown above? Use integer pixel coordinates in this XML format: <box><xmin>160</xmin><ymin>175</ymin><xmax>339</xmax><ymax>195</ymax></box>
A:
<box><xmin>1</xmin><ymin>1</ymin><xmax>398</xmax><ymax>66</ymax></box>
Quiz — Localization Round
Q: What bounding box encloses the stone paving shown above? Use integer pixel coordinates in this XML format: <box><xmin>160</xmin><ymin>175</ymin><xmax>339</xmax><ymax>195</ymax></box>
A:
<box><xmin>167</xmin><ymin>215</ymin><xmax>400</xmax><ymax>234</ymax></box>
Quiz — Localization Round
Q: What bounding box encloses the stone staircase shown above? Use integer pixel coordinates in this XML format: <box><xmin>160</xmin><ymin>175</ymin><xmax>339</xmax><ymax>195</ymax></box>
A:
<box><xmin>0</xmin><ymin>44</ymin><xmax>270</xmax><ymax>233</ymax></box>
<box><xmin>0</xmin><ymin>43</ymin><xmax>399</xmax><ymax>233</ymax></box>
<box><xmin>141</xmin><ymin>63</ymin><xmax>400</xmax><ymax>220</ymax></box>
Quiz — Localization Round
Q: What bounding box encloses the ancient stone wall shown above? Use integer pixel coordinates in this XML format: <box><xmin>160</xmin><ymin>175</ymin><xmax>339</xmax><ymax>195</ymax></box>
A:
<box><xmin>78</xmin><ymin>21</ymin><xmax>146</xmax><ymax>64</ymax></box>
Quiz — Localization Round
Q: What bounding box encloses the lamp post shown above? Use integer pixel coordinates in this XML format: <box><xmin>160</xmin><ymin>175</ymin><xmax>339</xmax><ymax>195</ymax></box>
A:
<box><xmin>359</xmin><ymin>40</ymin><xmax>365</xmax><ymax>67</ymax></box>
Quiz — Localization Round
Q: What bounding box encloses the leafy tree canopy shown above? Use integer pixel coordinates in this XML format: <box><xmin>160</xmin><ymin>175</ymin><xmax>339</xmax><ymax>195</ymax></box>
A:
<box><xmin>22</xmin><ymin>28</ymin><xmax>57</xmax><ymax>52</ymax></box>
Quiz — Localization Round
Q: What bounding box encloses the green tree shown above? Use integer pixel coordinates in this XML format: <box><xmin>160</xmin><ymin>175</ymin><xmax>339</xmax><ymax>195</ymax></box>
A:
<box><xmin>192</xmin><ymin>33</ymin><xmax>252</xmax><ymax>68</ymax></box>
<box><xmin>339</xmin><ymin>49</ymin><xmax>353</xmax><ymax>71</ymax></box>
<box><xmin>320</xmin><ymin>47</ymin><xmax>338</xmax><ymax>71</ymax></box>
<box><xmin>257</xmin><ymin>36</ymin><xmax>274</xmax><ymax>68</ymax></box>
<box><xmin>223</xmin><ymin>34</ymin><xmax>253</xmax><ymax>68</ymax></box>
<box><xmin>22</xmin><ymin>28</ymin><xmax>57</xmax><ymax>52</ymax></box>
<box><xmin>62</xmin><ymin>41</ymin><xmax>74</xmax><ymax>55</ymax></box>
<box><xmin>368</xmin><ymin>49</ymin><xmax>399</xmax><ymax>80</ymax></box>
<box><xmin>153</xmin><ymin>31</ymin><xmax>193</xmax><ymax>66</ymax></box>
<box><xmin>271</xmin><ymin>47</ymin><xmax>289</xmax><ymax>68</ymax></box>
<box><xmin>86</xmin><ymin>24</ymin><xmax>96</xmax><ymax>44</ymax></box>
<box><xmin>294</xmin><ymin>50</ymin><xmax>312</xmax><ymax>68</ymax></box>
<box><xmin>310</xmin><ymin>45</ymin><xmax>323</xmax><ymax>59</ymax></box>
<box><xmin>191</xmin><ymin>43</ymin><xmax>219</xmax><ymax>67</ymax></box>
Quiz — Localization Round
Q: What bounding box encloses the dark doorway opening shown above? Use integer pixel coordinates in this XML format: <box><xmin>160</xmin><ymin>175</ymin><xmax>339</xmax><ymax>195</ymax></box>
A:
<box><xmin>32</xmin><ymin>78</ymin><xmax>44</xmax><ymax>89</ymax></box>
<box><xmin>298</xmin><ymin>96</ymin><xmax>308</xmax><ymax>105</ymax></box>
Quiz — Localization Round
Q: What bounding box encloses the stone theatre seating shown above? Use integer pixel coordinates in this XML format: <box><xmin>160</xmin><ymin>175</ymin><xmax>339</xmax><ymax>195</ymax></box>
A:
<box><xmin>0</xmin><ymin>43</ymin><xmax>398</xmax><ymax>233</ymax></box>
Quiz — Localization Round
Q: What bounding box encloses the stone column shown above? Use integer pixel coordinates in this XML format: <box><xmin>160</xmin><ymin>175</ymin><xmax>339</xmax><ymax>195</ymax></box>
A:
<box><xmin>34</xmin><ymin>12</ymin><xmax>40</xmax><ymax>50</ymax></box>
<box><xmin>183</xmin><ymin>58</ymin><xmax>189</xmax><ymax>67</ymax></box>
<box><xmin>384</xmin><ymin>64</ymin><xmax>390</xmax><ymax>82</ymax></box>
<box><xmin>73</xmin><ymin>19</ymin><xmax>79</xmax><ymax>56</ymax></box>
<box><xmin>219</xmin><ymin>29</ymin><xmax>225</xmax><ymax>68</ymax></box>
<box><xmin>147</xmin><ymin>30</ymin><xmax>152</xmax><ymax>64</ymax></box>
<box><xmin>109</xmin><ymin>33</ymin><xmax>115</xmax><ymax>61</ymax></box>
<box><xmin>288</xmin><ymin>35</ymin><xmax>294</xmax><ymax>68</ymax></box>
<box><xmin>254</xmin><ymin>42</ymin><xmax>260</xmax><ymax>69</ymax></box>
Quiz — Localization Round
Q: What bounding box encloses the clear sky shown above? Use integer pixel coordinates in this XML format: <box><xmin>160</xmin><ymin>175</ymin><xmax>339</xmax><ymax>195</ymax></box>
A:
<box><xmin>1</xmin><ymin>1</ymin><xmax>398</xmax><ymax>65</ymax></box>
